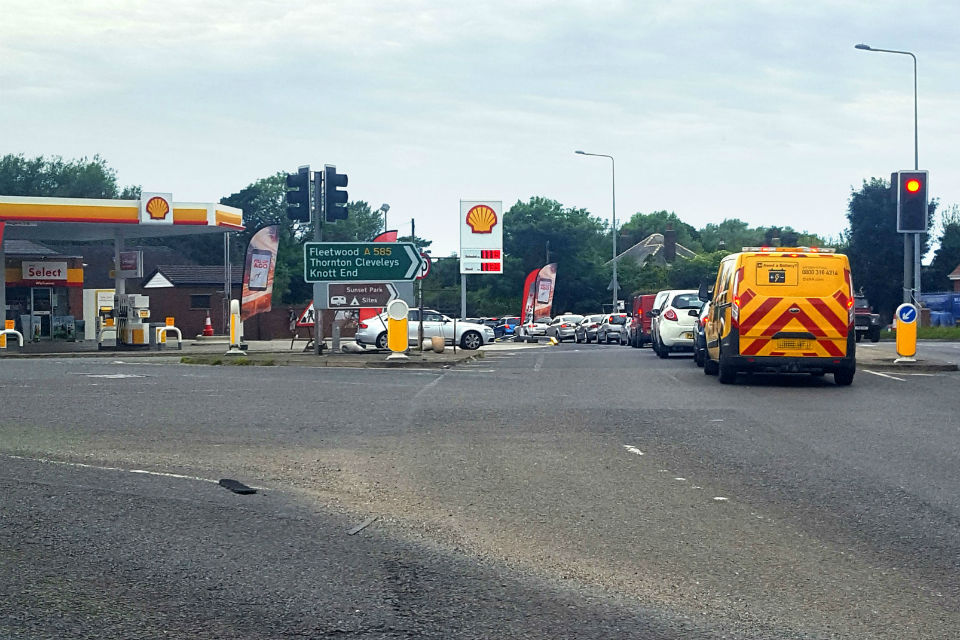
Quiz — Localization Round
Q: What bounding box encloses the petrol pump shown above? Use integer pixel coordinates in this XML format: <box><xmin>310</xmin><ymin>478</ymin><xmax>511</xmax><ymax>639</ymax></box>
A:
<box><xmin>115</xmin><ymin>293</ymin><xmax>151</xmax><ymax>346</ymax></box>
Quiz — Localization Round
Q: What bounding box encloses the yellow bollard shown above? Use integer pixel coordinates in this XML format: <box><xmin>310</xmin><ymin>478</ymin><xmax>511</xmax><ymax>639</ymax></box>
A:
<box><xmin>894</xmin><ymin>303</ymin><xmax>917</xmax><ymax>360</ymax></box>
<box><xmin>386</xmin><ymin>299</ymin><xmax>410</xmax><ymax>354</ymax></box>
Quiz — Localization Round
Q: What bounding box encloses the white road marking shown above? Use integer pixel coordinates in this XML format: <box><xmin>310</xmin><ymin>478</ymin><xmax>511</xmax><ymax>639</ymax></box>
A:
<box><xmin>2</xmin><ymin>454</ymin><xmax>264</xmax><ymax>488</ymax></box>
<box><xmin>674</xmin><ymin>477</ymin><xmax>686</xmax><ymax>481</ymax></box>
<box><xmin>862</xmin><ymin>369</ymin><xmax>906</xmax><ymax>382</ymax></box>
<box><xmin>713</xmin><ymin>496</ymin><xmax>729</xmax><ymax>502</ymax></box>
<box><xmin>623</xmin><ymin>445</ymin><xmax>644</xmax><ymax>456</ymax></box>
<box><xmin>709</xmin><ymin>419</ymin><xmax>724</xmax><ymax>423</ymax></box>
<box><xmin>533</xmin><ymin>355</ymin><xmax>544</xmax><ymax>372</ymax></box>
<box><xmin>81</xmin><ymin>373</ymin><xmax>146</xmax><ymax>379</ymax></box>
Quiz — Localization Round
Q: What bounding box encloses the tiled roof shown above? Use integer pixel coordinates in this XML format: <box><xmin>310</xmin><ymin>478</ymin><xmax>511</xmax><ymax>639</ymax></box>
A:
<box><xmin>948</xmin><ymin>264</ymin><xmax>960</xmax><ymax>280</ymax></box>
<box><xmin>145</xmin><ymin>265</ymin><xmax>244</xmax><ymax>286</ymax></box>
<box><xmin>3</xmin><ymin>239</ymin><xmax>61</xmax><ymax>255</ymax></box>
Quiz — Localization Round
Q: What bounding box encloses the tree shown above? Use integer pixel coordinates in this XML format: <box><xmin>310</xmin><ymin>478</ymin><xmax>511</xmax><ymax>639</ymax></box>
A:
<box><xmin>499</xmin><ymin>197</ymin><xmax>609</xmax><ymax>314</ymax></box>
<box><xmin>923</xmin><ymin>204</ymin><xmax>960</xmax><ymax>293</ymax></box>
<box><xmin>845</xmin><ymin>177</ymin><xmax>936</xmax><ymax>320</ymax></box>
<box><xmin>698</xmin><ymin>219</ymin><xmax>763</xmax><ymax>252</ymax></box>
<box><xmin>667</xmin><ymin>251</ymin><xmax>729</xmax><ymax>289</ymax></box>
<box><xmin>0</xmin><ymin>153</ymin><xmax>139</xmax><ymax>198</ymax></box>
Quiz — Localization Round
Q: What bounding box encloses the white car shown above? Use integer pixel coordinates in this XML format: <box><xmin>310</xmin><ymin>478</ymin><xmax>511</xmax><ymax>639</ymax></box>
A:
<box><xmin>355</xmin><ymin>309</ymin><xmax>495</xmax><ymax>350</ymax></box>
<box><xmin>650</xmin><ymin>290</ymin><xmax>703</xmax><ymax>357</ymax></box>
<box><xmin>516</xmin><ymin>316</ymin><xmax>552</xmax><ymax>343</ymax></box>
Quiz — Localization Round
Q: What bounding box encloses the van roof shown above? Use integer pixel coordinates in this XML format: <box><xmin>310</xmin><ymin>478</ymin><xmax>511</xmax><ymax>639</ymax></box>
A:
<box><xmin>740</xmin><ymin>246</ymin><xmax>836</xmax><ymax>254</ymax></box>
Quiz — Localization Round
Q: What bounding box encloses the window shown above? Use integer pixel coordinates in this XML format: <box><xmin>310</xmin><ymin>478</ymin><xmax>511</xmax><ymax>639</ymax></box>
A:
<box><xmin>190</xmin><ymin>294</ymin><xmax>212</xmax><ymax>309</ymax></box>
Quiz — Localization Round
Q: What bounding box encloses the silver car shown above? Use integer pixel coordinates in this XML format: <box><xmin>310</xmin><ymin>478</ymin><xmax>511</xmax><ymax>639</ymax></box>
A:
<box><xmin>596</xmin><ymin>313</ymin><xmax>629</xmax><ymax>344</ymax></box>
<box><xmin>574</xmin><ymin>314</ymin><xmax>606</xmax><ymax>343</ymax></box>
<box><xmin>355</xmin><ymin>309</ymin><xmax>494</xmax><ymax>350</ymax></box>
<box><xmin>545</xmin><ymin>314</ymin><xmax>584</xmax><ymax>342</ymax></box>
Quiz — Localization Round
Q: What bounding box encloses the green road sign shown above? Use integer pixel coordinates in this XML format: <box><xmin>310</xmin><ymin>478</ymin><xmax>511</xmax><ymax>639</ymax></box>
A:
<box><xmin>304</xmin><ymin>242</ymin><xmax>424</xmax><ymax>283</ymax></box>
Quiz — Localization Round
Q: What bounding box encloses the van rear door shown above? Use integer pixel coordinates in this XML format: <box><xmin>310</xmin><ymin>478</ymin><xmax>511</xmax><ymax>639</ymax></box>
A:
<box><xmin>736</xmin><ymin>254</ymin><xmax>852</xmax><ymax>358</ymax></box>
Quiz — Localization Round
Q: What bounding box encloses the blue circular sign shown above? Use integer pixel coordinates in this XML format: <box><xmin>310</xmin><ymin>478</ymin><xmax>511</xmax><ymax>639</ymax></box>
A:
<box><xmin>896</xmin><ymin>304</ymin><xmax>917</xmax><ymax>324</ymax></box>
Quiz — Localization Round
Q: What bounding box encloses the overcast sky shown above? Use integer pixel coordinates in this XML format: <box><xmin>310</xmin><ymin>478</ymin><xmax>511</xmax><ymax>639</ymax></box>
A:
<box><xmin>3</xmin><ymin>1</ymin><xmax>959</xmax><ymax>256</ymax></box>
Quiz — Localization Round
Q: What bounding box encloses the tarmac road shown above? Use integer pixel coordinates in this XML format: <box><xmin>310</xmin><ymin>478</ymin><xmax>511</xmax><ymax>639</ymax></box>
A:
<box><xmin>1</xmin><ymin>344</ymin><xmax>958</xmax><ymax>638</ymax></box>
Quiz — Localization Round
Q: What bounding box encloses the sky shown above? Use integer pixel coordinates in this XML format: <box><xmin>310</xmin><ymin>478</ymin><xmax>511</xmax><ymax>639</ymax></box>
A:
<box><xmin>3</xmin><ymin>0</ymin><xmax>960</xmax><ymax>257</ymax></box>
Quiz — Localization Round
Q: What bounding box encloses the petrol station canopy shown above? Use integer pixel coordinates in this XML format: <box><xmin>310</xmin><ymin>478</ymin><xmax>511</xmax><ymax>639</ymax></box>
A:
<box><xmin>0</xmin><ymin>195</ymin><xmax>243</xmax><ymax>241</ymax></box>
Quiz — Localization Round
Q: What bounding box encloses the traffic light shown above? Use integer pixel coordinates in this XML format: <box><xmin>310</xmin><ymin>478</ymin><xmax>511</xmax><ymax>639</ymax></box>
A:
<box><xmin>897</xmin><ymin>170</ymin><xmax>929</xmax><ymax>233</ymax></box>
<box><xmin>324</xmin><ymin>164</ymin><xmax>349</xmax><ymax>222</ymax></box>
<box><xmin>285</xmin><ymin>165</ymin><xmax>311</xmax><ymax>222</ymax></box>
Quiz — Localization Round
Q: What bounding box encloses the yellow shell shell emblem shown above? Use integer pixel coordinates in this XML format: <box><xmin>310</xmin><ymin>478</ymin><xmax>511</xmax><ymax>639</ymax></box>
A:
<box><xmin>466</xmin><ymin>205</ymin><xmax>497</xmax><ymax>234</ymax></box>
<box><xmin>146</xmin><ymin>196</ymin><xmax>170</xmax><ymax>220</ymax></box>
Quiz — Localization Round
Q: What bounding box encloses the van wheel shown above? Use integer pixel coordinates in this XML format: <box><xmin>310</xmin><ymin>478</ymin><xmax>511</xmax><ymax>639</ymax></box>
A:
<box><xmin>834</xmin><ymin>367</ymin><xmax>855</xmax><ymax>386</ymax></box>
<box><xmin>868</xmin><ymin>326</ymin><xmax>881</xmax><ymax>343</ymax></box>
<box><xmin>855</xmin><ymin>332</ymin><xmax>862</xmax><ymax>343</ymax></box>
<box><xmin>718</xmin><ymin>350</ymin><xmax>736</xmax><ymax>384</ymax></box>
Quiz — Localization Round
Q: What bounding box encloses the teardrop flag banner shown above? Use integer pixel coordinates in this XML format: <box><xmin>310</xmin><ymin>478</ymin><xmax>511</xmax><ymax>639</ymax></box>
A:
<box><xmin>241</xmin><ymin>225</ymin><xmax>280</xmax><ymax>321</ymax></box>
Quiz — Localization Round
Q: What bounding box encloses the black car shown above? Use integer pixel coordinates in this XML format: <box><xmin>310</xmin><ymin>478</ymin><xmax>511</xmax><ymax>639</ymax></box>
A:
<box><xmin>692</xmin><ymin>301</ymin><xmax>711</xmax><ymax>367</ymax></box>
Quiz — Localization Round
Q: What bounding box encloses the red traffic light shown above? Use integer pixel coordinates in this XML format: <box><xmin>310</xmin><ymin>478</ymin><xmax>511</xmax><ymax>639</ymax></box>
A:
<box><xmin>905</xmin><ymin>178</ymin><xmax>921</xmax><ymax>193</ymax></box>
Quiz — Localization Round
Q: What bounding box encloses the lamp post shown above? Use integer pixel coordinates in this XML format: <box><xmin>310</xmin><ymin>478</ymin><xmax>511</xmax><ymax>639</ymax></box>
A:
<box><xmin>855</xmin><ymin>43</ymin><xmax>920</xmax><ymax>304</ymax></box>
<box><xmin>575</xmin><ymin>150</ymin><xmax>618</xmax><ymax>311</ymax></box>
<box><xmin>379</xmin><ymin>203</ymin><xmax>390</xmax><ymax>232</ymax></box>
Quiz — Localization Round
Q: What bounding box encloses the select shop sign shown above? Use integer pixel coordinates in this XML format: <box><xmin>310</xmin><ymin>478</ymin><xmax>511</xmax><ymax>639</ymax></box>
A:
<box><xmin>21</xmin><ymin>261</ymin><xmax>69</xmax><ymax>285</ymax></box>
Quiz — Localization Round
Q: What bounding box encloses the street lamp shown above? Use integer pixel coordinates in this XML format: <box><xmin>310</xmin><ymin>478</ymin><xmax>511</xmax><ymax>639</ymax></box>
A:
<box><xmin>575</xmin><ymin>150</ymin><xmax>618</xmax><ymax>311</ymax></box>
<box><xmin>855</xmin><ymin>43</ymin><xmax>921</xmax><ymax>304</ymax></box>
<box><xmin>378</xmin><ymin>203</ymin><xmax>390</xmax><ymax>232</ymax></box>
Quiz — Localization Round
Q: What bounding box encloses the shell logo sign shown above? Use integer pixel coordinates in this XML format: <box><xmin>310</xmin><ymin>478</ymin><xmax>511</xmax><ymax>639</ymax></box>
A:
<box><xmin>459</xmin><ymin>200</ymin><xmax>503</xmax><ymax>275</ymax></box>
<box><xmin>465</xmin><ymin>204</ymin><xmax>497</xmax><ymax>234</ymax></box>
<box><xmin>145</xmin><ymin>196</ymin><xmax>170</xmax><ymax>220</ymax></box>
<box><xmin>139</xmin><ymin>192</ymin><xmax>174</xmax><ymax>225</ymax></box>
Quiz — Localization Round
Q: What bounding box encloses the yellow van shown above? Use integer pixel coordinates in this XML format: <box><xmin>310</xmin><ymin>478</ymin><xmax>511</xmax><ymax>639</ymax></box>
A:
<box><xmin>701</xmin><ymin>247</ymin><xmax>856</xmax><ymax>385</ymax></box>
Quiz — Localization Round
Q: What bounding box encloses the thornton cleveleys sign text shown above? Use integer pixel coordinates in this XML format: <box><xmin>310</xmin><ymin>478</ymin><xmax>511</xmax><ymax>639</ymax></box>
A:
<box><xmin>303</xmin><ymin>242</ymin><xmax>424</xmax><ymax>283</ymax></box>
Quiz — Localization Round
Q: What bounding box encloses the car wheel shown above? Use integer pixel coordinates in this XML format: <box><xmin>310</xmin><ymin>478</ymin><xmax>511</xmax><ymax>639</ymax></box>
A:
<box><xmin>376</xmin><ymin>332</ymin><xmax>388</xmax><ymax>350</ymax></box>
<box><xmin>461</xmin><ymin>330</ymin><xmax>482</xmax><ymax>350</ymax></box>
<box><xmin>834</xmin><ymin>367</ymin><xmax>855</xmax><ymax>386</ymax></box>
<box><xmin>869</xmin><ymin>326</ymin><xmax>881</xmax><ymax>343</ymax></box>
<box><xmin>718</xmin><ymin>348</ymin><xmax>736</xmax><ymax>384</ymax></box>
<box><xmin>704</xmin><ymin>354</ymin><xmax>718</xmax><ymax>375</ymax></box>
<box><xmin>694</xmin><ymin>348</ymin><xmax>703</xmax><ymax>367</ymax></box>
<box><xmin>855</xmin><ymin>331</ymin><xmax>862</xmax><ymax>343</ymax></box>
<box><xmin>657</xmin><ymin>343</ymin><xmax>669</xmax><ymax>358</ymax></box>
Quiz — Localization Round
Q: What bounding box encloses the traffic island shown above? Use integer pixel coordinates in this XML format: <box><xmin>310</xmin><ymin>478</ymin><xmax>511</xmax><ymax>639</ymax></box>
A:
<box><xmin>855</xmin><ymin>342</ymin><xmax>958</xmax><ymax>373</ymax></box>
<box><xmin>179</xmin><ymin>349</ymin><xmax>482</xmax><ymax>369</ymax></box>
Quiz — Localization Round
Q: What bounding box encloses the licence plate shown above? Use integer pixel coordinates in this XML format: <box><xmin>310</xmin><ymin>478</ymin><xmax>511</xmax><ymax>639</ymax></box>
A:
<box><xmin>682</xmin><ymin>332</ymin><xmax>693</xmax><ymax>339</ymax></box>
<box><xmin>777</xmin><ymin>339</ymin><xmax>811</xmax><ymax>350</ymax></box>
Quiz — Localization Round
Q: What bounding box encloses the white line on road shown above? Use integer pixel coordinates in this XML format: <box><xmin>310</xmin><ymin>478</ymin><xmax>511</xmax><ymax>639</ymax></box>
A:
<box><xmin>533</xmin><ymin>355</ymin><xmax>544</xmax><ymax>372</ymax></box>
<box><xmin>623</xmin><ymin>445</ymin><xmax>644</xmax><ymax>456</ymax></box>
<box><xmin>863</xmin><ymin>369</ymin><xmax>906</xmax><ymax>382</ymax></box>
<box><xmin>1</xmin><ymin>454</ymin><xmax>251</xmax><ymax>487</ymax></box>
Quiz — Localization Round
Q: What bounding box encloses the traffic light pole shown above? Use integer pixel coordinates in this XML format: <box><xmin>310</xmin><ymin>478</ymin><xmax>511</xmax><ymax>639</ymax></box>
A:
<box><xmin>314</xmin><ymin>169</ymin><xmax>324</xmax><ymax>356</ymax></box>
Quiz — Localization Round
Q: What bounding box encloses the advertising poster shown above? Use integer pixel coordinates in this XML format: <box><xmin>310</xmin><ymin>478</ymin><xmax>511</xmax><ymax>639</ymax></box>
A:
<box><xmin>520</xmin><ymin>268</ymin><xmax>539</xmax><ymax>325</ymax></box>
<box><xmin>241</xmin><ymin>225</ymin><xmax>280</xmax><ymax>321</ymax></box>
<box><xmin>533</xmin><ymin>263</ymin><xmax>558</xmax><ymax>320</ymax></box>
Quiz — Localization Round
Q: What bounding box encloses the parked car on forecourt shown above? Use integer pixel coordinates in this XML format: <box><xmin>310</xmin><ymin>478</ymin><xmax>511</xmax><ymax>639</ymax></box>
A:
<box><xmin>692</xmin><ymin>301</ymin><xmax>711</xmax><ymax>367</ymax></box>
<box><xmin>596</xmin><ymin>313</ymin><xmax>629</xmax><ymax>344</ymax></box>
<box><xmin>574</xmin><ymin>314</ymin><xmax>606</xmax><ymax>343</ymax></box>
<box><xmin>516</xmin><ymin>316</ymin><xmax>552</xmax><ymax>342</ymax></box>
<box><xmin>649</xmin><ymin>290</ymin><xmax>703</xmax><ymax>357</ymax></box>
<box><xmin>355</xmin><ymin>309</ymin><xmax>494</xmax><ymax>350</ymax></box>
<box><xmin>545</xmin><ymin>314</ymin><xmax>584</xmax><ymax>342</ymax></box>
<box><xmin>494</xmin><ymin>316</ymin><xmax>521</xmax><ymax>339</ymax></box>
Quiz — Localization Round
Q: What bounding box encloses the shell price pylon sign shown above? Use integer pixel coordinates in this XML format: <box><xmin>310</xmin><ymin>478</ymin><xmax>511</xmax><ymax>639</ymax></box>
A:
<box><xmin>139</xmin><ymin>192</ymin><xmax>173</xmax><ymax>225</ymax></box>
<box><xmin>460</xmin><ymin>200</ymin><xmax>503</xmax><ymax>274</ymax></box>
